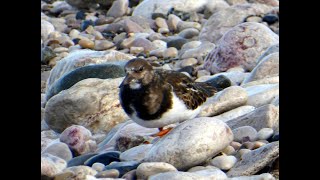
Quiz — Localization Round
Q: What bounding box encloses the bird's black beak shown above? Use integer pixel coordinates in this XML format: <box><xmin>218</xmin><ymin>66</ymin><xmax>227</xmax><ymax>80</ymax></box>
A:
<box><xmin>119</xmin><ymin>75</ymin><xmax>131</xmax><ymax>88</ymax></box>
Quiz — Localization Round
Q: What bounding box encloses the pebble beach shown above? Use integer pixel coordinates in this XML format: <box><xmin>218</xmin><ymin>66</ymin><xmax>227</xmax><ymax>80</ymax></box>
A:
<box><xmin>41</xmin><ymin>0</ymin><xmax>279</xmax><ymax>179</ymax></box>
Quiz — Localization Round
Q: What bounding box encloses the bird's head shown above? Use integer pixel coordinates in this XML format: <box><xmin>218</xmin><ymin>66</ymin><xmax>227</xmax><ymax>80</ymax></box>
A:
<box><xmin>119</xmin><ymin>58</ymin><xmax>154</xmax><ymax>89</ymax></box>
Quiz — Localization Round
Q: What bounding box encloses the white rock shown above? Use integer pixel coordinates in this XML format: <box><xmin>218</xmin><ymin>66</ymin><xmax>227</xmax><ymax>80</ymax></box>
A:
<box><xmin>257</xmin><ymin>128</ymin><xmax>274</xmax><ymax>140</ymax></box>
<box><xmin>199</xmin><ymin>86</ymin><xmax>248</xmax><ymax>117</ymax></box>
<box><xmin>144</xmin><ymin>117</ymin><xmax>233</xmax><ymax>170</ymax></box>
<box><xmin>232</xmin><ymin>126</ymin><xmax>258</xmax><ymax>142</ymax></box>
<box><xmin>136</xmin><ymin>162</ymin><xmax>177</xmax><ymax>179</ymax></box>
<box><xmin>132</xmin><ymin>0</ymin><xmax>208</xmax><ymax>19</ymax></box>
<box><xmin>213</xmin><ymin>106</ymin><xmax>256</xmax><ymax>122</ymax></box>
<box><xmin>196</xmin><ymin>71</ymin><xmax>249</xmax><ymax>85</ymax></box>
<box><xmin>149</xmin><ymin>171</ymin><xmax>209</xmax><ymax>180</ymax></box>
<box><xmin>229</xmin><ymin>173</ymin><xmax>275</xmax><ymax>180</ymax></box>
<box><xmin>120</xmin><ymin>144</ymin><xmax>153</xmax><ymax>162</ymax></box>
<box><xmin>245</xmin><ymin>84</ymin><xmax>279</xmax><ymax>107</ymax></box>
<box><xmin>210</xmin><ymin>155</ymin><xmax>237</xmax><ymax>170</ymax></box>
<box><xmin>41</xmin><ymin>20</ymin><xmax>55</xmax><ymax>41</ymax></box>
<box><xmin>193</xmin><ymin>168</ymin><xmax>228</xmax><ymax>179</ymax></box>
<box><xmin>41</xmin><ymin>153</ymin><xmax>67</xmax><ymax>177</ymax></box>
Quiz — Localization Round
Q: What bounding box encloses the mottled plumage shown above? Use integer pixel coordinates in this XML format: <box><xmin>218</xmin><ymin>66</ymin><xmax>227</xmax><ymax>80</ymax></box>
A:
<box><xmin>119</xmin><ymin>58</ymin><xmax>217</xmax><ymax>128</ymax></box>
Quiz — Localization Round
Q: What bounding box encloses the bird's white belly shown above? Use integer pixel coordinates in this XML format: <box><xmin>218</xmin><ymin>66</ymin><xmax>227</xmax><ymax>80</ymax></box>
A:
<box><xmin>130</xmin><ymin>92</ymin><xmax>202</xmax><ymax>128</ymax></box>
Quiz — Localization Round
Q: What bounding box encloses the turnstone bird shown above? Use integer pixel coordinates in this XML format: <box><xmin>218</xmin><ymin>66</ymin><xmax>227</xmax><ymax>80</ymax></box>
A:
<box><xmin>119</xmin><ymin>58</ymin><xmax>217</xmax><ymax>135</ymax></box>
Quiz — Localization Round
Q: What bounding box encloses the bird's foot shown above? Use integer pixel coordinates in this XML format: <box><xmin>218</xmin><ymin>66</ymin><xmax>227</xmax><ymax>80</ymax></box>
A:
<box><xmin>152</xmin><ymin>127</ymin><xmax>173</xmax><ymax>138</ymax></box>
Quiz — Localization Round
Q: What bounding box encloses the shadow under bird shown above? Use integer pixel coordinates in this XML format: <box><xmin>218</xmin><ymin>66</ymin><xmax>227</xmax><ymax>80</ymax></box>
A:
<box><xmin>119</xmin><ymin>58</ymin><xmax>218</xmax><ymax>136</ymax></box>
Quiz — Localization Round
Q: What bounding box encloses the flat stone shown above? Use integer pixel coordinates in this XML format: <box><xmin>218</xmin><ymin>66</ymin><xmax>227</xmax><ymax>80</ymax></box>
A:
<box><xmin>84</xmin><ymin>151</ymin><xmax>121</xmax><ymax>166</ymax></box>
<box><xmin>227</xmin><ymin>141</ymin><xmax>279</xmax><ymax>177</ymax></box>
<box><xmin>241</xmin><ymin>76</ymin><xmax>279</xmax><ymax>88</ymax></box>
<box><xmin>46</xmin><ymin>63</ymin><xmax>125</xmax><ymax>100</ymax></box>
<box><xmin>245</xmin><ymin>84</ymin><xmax>279</xmax><ymax>107</ymax></box>
<box><xmin>67</xmin><ymin>153</ymin><xmax>98</xmax><ymax>167</ymax></box>
<box><xmin>103</xmin><ymin>161</ymin><xmax>140</xmax><ymax>177</ymax></box>
<box><xmin>229</xmin><ymin>173</ymin><xmax>276</xmax><ymax>180</ymax></box>
<box><xmin>149</xmin><ymin>171</ymin><xmax>208</xmax><ymax>180</ymax></box>
<box><xmin>196</xmin><ymin>71</ymin><xmax>249</xmax><ymax>86</ymax></box>
<box><xmin>199</xmin><ymin>86</ymin><xmax>248</xmax><ymax>117</ymax></box>
<box><xmin>213</xmin><ymin>106</ymin><xmax>256</xmax><ymax>123</ymax></box>
<box><xmin>136</xmin><ymin>162</ymin><xmax>177</xmax><ymax>180</ymax></box>
<box><xmin>46</xmin><ymin>49</ymin><xmax>135</xmax><ymax>93</ymax></box>
<box><xmin>226</xmin><ymin>104</ymin><xmax>279</xmax><ymax>131</ymax></box>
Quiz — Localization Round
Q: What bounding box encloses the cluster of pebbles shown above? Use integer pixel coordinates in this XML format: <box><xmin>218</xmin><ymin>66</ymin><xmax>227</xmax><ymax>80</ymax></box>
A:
<box><xmin>41</xmin><ymin>0</ymin><xmax>279</xmax><ymax>179</ymax></box>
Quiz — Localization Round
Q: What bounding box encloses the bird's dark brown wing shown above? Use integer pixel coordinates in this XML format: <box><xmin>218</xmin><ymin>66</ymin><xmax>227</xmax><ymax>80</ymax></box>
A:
<box><xmin>157</xmin><ymin>70</ymin><xmax>217</xmax><ymax>110</ymax></box>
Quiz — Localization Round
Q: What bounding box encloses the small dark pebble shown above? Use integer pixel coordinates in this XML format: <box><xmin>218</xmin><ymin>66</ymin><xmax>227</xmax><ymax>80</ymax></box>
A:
<box><xmin>268</xmin><ymin>133</ymin><xmax>279</xmax><ymax>142</ymax></box>
<box><xmin>84</xmin><ymin>151</ymin><xmax>121</xmax><ymax>166</ymax></box>
<box><xmin>178</xmin><ymin>66</ymin><xmax>194</xmax><ymax>76</ymax></box>
<box><xmin>102</xmin><ymin>32</ymin><xmax>116</xmax><ymax>39</ymax></box>
<box><xmin>205</xmin><ymin>75</ymin><xmax>232</xmax><ymax>91</ymax></box>
<box><xmin>167</xmin><ymin>38</ymin><xmax>188</xmax><ymax>50</ymax></box>
<box><xmin>121</xmin><ymin>170</ymin><xmax>137</xmax><ymax>180</ymax></box>
<box><xmin>67</xmin><ymin>153</ymin><xmax>98</xmax><ymax>167</ymax></box>
<box><xmin>152</xmin><ymin>13</ymin><xmax>167</xmax><ymax>20</ymax></box>
<box><xmin>262</xmin><ymin>14</ymin><xmax>279</xmax><ymax>24</ymax></box>
<box><xmin>72</xmin><ymin>38</ymin><xmax>81</xmax><ymax>45</ymax></box>
<box><xmin>76</xmin><ymin>11</ymin><xmax>86</xmax><ymax>20</ymax></box>
<box><xmin>104</xmin><ymin>161</ymin><xmax>140</xmax><ymax>177</ymax></box>
<box><xmin>167</xmin><ymin>8</ymin><xmax>190</xmax><ymax>21</ymax></box>
<box><xmin>81</xmin><ymin>20</ymin><xmax>94</xmax><ymax>31</ymax></box>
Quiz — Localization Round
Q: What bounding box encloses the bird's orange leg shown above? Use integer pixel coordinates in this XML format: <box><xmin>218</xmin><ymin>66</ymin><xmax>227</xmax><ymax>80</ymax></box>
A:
<box><xmin>152</xmin><ymin>127</ymin><xmax>173</xmax><ymax>137</ymax></box>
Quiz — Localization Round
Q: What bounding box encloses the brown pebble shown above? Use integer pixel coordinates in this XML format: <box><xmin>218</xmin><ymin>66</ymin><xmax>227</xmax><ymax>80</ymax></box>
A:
<box><xmin>96</xmin><ymin>169</ymin><xmax>120</xmax><ymax>178</ymax></box>
<box><xmin>79</xmin><ymin>39</ymin><xmax>94</xmax><ymax>49</ymax></box>
<box><xmin>230</xmin><ymin>141</ymin><xmax>241</xmax><ymax>151</ymax></box>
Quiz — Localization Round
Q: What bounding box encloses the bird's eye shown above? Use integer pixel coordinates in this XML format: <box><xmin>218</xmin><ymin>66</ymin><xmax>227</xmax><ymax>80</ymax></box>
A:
<box><xmin>138</xmin><ymin>66</ymin><xmax>144</xmax><ymax>71</ymax></box>
<box><xmin>134</xmin><ymin>66</ymin><xmax>144</xmax><ymax>73</ymax></box>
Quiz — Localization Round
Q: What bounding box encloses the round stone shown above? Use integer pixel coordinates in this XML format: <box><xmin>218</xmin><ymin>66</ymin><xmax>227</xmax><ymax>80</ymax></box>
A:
<box><xmin>96</xmin><ymin>169</ymin><xmax>120</xmax><ymax>178</ymax></box>
<box><xmin>258</xmin><ymin>128</ymin><xmax>274</xmax><ymax>140</ymax></box>
<box><xmin>79</xmin><ymin>39</ymin><xmax>94</xmax><ymax>49</ymax></box>
<box><xmin>230</xmin><ymin>141</ymin><xmax>241</xmax><ymax>151</ymax></box>
<box><xmin>136</xmin><ymin>162</ymin><xmax>177</xmax><ymax>179</ymax></box>
<box><xmin>92</xmin><ymin>163</ymin><xmax>105</xmax><ymax>172</ymax></box>
<box><xmin>221</xmin><ymin>145</ymin><xmax>236</xmax><ymax>155</ymax></box>
<box><xmin>210</xmin><ymin>155</ymin><xmax>237</xmax><ymax>170</ymax></box>
<box><xmin>232</xmin><ymin>126</ymin><xmax>258</xmax><ymax>142</ymax></box>
<box><xmin>163</xmin><ymin>47</ymin><xmax>178</xmax><ymax>58</ymax></box>
<box><xmin>180</xmin><ymin>58</ymin><xmax>198</xmax><ymax>68</ymax></box>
